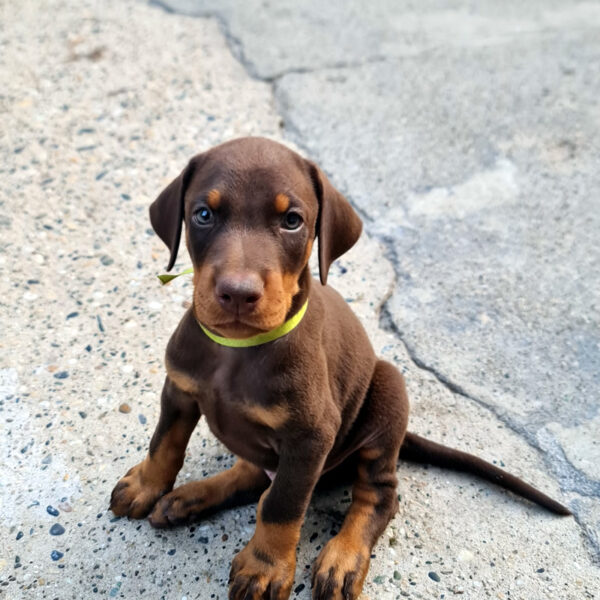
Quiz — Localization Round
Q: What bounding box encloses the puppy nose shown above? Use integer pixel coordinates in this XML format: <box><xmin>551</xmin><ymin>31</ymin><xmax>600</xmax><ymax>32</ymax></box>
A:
<box><xmin>216</xmin><ymin>274</ymin><xmax>264</xmax><ymax>315</ymax></box>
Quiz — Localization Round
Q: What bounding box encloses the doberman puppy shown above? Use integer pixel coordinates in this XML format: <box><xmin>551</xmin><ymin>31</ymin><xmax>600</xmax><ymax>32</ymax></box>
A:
<box><xmin>110</xmin><ymin>137</ymin><xmax>570</xmax><ymax>600</ymax></box>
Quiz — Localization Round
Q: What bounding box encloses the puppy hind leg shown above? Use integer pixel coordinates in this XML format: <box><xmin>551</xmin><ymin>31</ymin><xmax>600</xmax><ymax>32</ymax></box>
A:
<box><xmin>312</xmin><ymin>360</ymin><xmax>408</xmax><ymax>600</ymax></box>
<box><xmin>312</xmin><ymin>444</ymin><xmax>400</xmax><ymax>600</ymax></box>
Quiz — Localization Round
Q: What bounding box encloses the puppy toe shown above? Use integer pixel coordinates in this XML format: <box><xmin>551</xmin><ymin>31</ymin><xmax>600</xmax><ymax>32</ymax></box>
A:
<box><xmin>148</xmin><ymin>495</ymin><xmax>179</xmax><ymax>528</ymax></box>
<box><xmin>312</xmin><ymin>536</ymin><xmax>370</xmax><ymax>600</ymax></box>
<box><xmin>148</xmin><ymin>488</ymin><xmax>205</xmax><ymax>528</ymax></box>
<box><xmin>313</xmin><ymin>567</ymin><xmax>338</xmax><ymax>600</ymax></box>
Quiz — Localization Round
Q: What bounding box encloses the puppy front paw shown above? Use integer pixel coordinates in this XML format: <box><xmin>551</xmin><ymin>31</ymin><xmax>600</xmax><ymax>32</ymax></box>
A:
<box><xmin>110</xmin><ymin>461</ymin><xmax>171</xmax><ymax>519</ymax></box>
<box><xmin>229</xmin><ymin>539</ymin><xmax>295</xmax><ymax>600</ymax></box>
<box><xmin>312</xmin><ymin>535</ymin><xmax>370</xmax><ymax>600</ymax></box>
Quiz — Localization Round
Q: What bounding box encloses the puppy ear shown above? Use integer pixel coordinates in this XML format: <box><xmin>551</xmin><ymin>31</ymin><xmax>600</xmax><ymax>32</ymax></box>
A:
<box><xmin>149</xmin><ymin>159</ymin><xmax>196</xmax><ymax>271</ymax></box>
<box><xmin>308</xmin><ymin>162</ymin><xmax>362</xmax><ymax>285</ymax></box>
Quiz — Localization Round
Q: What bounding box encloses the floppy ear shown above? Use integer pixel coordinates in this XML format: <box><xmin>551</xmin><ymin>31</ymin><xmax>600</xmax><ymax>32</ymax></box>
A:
<box><xmin>149</xmin><ymin>159</ymin><xmax>196</xmax><ymax>271</ymax></box>
<box><xmin>308</xmin><ymin>162</ymin><xmax>363</xmax><ymax>285</ymax></box>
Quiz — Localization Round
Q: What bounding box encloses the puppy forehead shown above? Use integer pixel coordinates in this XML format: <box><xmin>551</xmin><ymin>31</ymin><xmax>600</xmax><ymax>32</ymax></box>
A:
<box><xmin>186</xmin><ymin>159</ymin><xmax>315</xmax><ymax>210</ymax></box>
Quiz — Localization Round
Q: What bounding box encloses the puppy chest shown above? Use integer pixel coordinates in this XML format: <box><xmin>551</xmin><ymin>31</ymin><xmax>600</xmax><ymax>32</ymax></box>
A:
<box><xmin>199</xmin><ymin>386</ymin><xmax>284</xmax><ymax>469</ymax></box>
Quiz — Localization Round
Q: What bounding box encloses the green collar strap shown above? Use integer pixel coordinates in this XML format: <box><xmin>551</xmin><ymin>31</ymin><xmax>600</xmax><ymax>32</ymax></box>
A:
<box><xmin>157</xmin><ymin>267</ymin><xmax>194</xmax><ymax>285</ymax></box>
<box><xmin>197</xmin><ymin>299</ymin><xmax>309</xmax><ymax>348</ymax></box>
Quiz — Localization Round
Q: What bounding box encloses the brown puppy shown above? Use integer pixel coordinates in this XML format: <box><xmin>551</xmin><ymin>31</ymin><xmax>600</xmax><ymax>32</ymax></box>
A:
<box><xmin>110</xmin><ymin>137</ymin><xmax>569</xmax><ymax>600</ymax></box>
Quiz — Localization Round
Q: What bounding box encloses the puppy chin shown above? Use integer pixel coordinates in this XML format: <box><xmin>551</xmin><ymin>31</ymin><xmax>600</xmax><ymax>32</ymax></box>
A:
<box><xmin>195</xmin><ymin>306</ymin><xmax>281</xmax><ymax>339</ymax></box>
<box><xmin>193</xmin><ymin>292</ymin><xmax>290</xmax><ymax>339</ymax></box>
<box><xmin>210</xmin><ymin>321</ymin><xmax>268</xmax><ymax>339</ymax></box>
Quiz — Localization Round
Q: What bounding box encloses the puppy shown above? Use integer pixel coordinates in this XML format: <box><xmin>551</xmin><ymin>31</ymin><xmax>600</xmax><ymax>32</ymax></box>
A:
<box><xmin>110</xmin><ymin>137</ymin><xmax>569</xmax><ymax>600</ymax></box>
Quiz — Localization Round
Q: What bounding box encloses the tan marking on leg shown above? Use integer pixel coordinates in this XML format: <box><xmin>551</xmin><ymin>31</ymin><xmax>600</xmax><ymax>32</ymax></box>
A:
<box><xmin>312</xmin><ymin>491</ymin><xmax>374</xmax><ymax>597</ymax></box>
<box><xmin>350</xmin><ymin>483</ymin><xmax>379</xmax><ymax>509</ymax></box>
<box><xmin>243</xmin><ymin>404</ymin><xmax>289</xmax><ymax>429</ymax></box>
<box><xmin>324</xmin><ymin>511</ymin><xmax>372</xmax><ymax>565</ymax></box>
<box><xmin>145</xmin><ymin>421</ymin><xmax>193</xmax><ymax>485</ymax></box>
<box><xmin>185</xmin><ymin>459</ymin><xmax>267</xmax><ymax>507</ymax></box>
<box><xmin>274</xmin><ymin>193</ymin><xmax>290</xmax><ymax>213</ymax></box>
<box><xmin>360</xmin><ymin>446</ymin><xmax>383</xmax><ymax>461</ymax></box>
<box><xmin>313</xmin><ymin>446</ymin><xmax>398</xmax><ymax>598</ymax></box>
<box><xmin>331</xmin><ymin>479</ymin><xmax>378</xmax><ymax>560</ymax></box>
<box><xmin>110</xmin><ymin>422</ymin><xmax>193</xmax><ymax>518</ymax></box>
<box><xmin>247</xmin><ymin>490</ymin><xmax>302</xmax><ymax>564</ymax></box>
<box><xmin>229</xmin><ymin>491</ymin><xmax>300</xmax><ymax>600</ymax></box>
<box><xmin>206</xmin><ymin>188</ymin><xmax>221</xmax><ymax>209</ymax></box>
<box><xmin>148</xmin><ymin>459</ymin><xmax>269</xmax><ymax>527</ymax></box>
<box><xmin>253</xmin><ymin>497</ymin><xmax>301</xmax><ymax>562</ymax></box>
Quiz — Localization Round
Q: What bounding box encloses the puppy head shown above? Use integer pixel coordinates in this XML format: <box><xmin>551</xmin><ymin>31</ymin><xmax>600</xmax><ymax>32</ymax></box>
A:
<box><xmin>150</xmin><ymin>137</ymin><xmax>361</xmax><ymax>338</ymax></box>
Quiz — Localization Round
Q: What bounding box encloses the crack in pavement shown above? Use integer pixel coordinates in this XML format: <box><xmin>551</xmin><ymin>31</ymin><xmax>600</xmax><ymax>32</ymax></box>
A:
<box><xmin>148</xmin><ymin>0</ymin><xmax>600</xmax><ymax>82</ymax></box>
<box><xmin>261</xmin><ymin>56</ymin><xmax>391</xmax><ymax>83</ymax></box>
<box><xmin>378</xmin><ymin>292</ymin><xmax>600</xmax><ymax>562</ymax></box>
<box><xmin>379</xmin><ymin>305</ymin><xmax>600</xmax><ymax>497</ymax></box>
<box><xmin>147</xmin><ymin>0</ymin><xmax>600</xmax><ymax>563</ymax></box>
<box><xmin>148</xmin><ymin>0</ymin><xmax>251</xmax><ymax>73</ymax></box>
<box><xmin>149</xmin><ymin>0</ymin><xmax>400</xmax><ymax>81</ymax></box>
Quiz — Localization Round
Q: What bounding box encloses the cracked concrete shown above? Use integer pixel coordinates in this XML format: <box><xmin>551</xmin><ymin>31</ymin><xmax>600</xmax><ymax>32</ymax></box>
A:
<box><xmin>149</xmin><ymin>0</ymin><xmax>600</xmax><ymax>81</ymax></box>
<box><xmin>1</xmin><ymin>0</ymin><xmax>599</xmax><ymax>598</ymax></box>
<box><xmin>159</xmin><ymin>0</ymin><xmax>600</xmax><ymax>557</ymax></box>
<box><xmin>272</xmin><ymin>32</ymin><xmax>600</xmax><ymax>553</ymax></box>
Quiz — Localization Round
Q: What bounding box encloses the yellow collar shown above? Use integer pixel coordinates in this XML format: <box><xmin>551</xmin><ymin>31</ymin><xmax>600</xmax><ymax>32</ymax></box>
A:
<box><xmin>197</xmin><ymin>300</ymin><xmax>309</xmax><ymax>348</ymax></box>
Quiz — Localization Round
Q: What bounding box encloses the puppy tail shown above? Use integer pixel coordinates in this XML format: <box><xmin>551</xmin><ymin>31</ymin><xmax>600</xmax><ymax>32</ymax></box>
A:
<box><xmin>400</xmin><ymin>431</ymin><xmax>571</xmax><ymax>516</ymax></box>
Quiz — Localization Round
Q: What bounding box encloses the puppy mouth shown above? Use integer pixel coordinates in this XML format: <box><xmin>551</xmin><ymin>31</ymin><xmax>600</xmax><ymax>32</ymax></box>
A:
<box><xmin>207</xmin><ymin>316</ymin><xmax>273</xmax><ymax>338</ymax></box>
<box><xmin>192</xmin><ymin>297</ymin><xmax>277</xmax><ymax>338</ymax></box>
<box><xmin>213</xmin><ymin>318</ymin><xmax>269</xmax><ymax>332</ymax></box>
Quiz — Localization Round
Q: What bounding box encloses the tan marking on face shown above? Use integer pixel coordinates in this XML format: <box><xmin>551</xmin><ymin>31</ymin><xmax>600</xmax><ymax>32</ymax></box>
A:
<box><xmin>191</xmin><ymin>232</ymin><xmax>313</xmax><ymax>338</ymax></box>
<box><xmin>166</xmin><ymin>359</ymin><xmax>201</xmax><ymax>395</ymax></box>
<box><xmin>243</xmin><ymin>404</ymin><xmax>289</xmax><ymax>430</ymax></box>
<box><xmin>281</xmin><ymin>271</ymin><xmax>300</xmax><ymax>300</ymax></box>
<box><xmin>192</xmin><ymin>265</ymin><xmax>227</xmax><ymax>328</ymax></box>
<box><xmin>193</xmin><ymin>264</ymin><xmax>274</xmax><ymax>338</ymax></box>
<box><xmin>206</xmin><ymin>188</ymin><xmax>221</xmax><ymax>210</ymax></box>
<box><xmin>303</xmin><ymin>239</ymin><xmax>314</xmax><ymax>265</ymax></box>
<box><xmin>274</xmin><ymin>193</ymin><xmax>290</xmax><ymax>213</ymax></box>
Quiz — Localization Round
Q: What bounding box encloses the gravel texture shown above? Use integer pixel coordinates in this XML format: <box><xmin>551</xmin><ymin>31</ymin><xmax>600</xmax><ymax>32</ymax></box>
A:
<box><xmin>1</xmin><ymin>1</ymin><xmax>598</xmax><ymax>599</ymax></box>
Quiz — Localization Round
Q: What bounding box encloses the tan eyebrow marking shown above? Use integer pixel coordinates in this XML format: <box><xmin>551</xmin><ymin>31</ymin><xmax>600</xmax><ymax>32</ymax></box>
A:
<box><xmin>206</xmin><ymin>189</ymin><xmax>221</xmax><ymax>209</ymax></box>
<box><xmin>274</xmin><ymin>193</ymin><xmax>290</xmax><ymax>213</ymax></box>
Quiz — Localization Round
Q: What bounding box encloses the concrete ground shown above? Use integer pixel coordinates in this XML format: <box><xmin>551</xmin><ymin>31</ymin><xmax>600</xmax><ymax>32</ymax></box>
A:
<box><xmin>0</xmin><ymin>0</ymin><xmax>598</xmax><ymax>599</ymax></box>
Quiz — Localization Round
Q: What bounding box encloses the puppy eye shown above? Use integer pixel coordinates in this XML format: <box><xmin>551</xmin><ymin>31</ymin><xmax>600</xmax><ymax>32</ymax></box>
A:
<box><xmin>282</xmin><ymin>211</ymin><xmax>303</xmax><ymax>231</ymax></box>
<box><xmin>193</xmin><ymin>206</ymin><xmax>213</xmax><ymax>227</ymax></box>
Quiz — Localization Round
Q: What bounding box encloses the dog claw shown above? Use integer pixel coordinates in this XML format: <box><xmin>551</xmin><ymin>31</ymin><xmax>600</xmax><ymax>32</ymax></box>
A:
<box><xmin>228</xmin><ymin>542</ymin><xmax>294</xmax><ymax>600</ymax></box>
<box><xmin>312</xmin><ymin>537</ymin><xmax>369</xmax><ymax>600</ymax></box>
